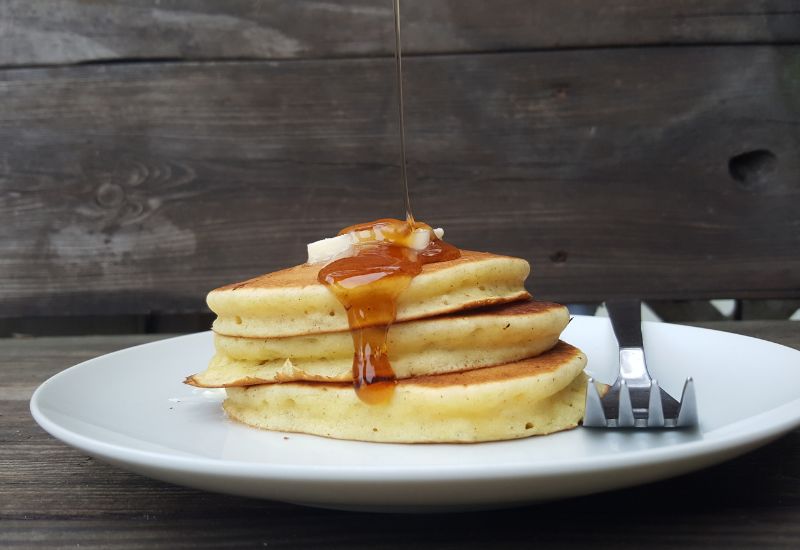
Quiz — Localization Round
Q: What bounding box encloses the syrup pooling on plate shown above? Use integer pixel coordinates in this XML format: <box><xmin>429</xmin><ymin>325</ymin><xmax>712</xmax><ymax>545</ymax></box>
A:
<box><xmin>318</xmin><ymin>219</ymin><xmax>460</xmax><ymax>404</ymax></box>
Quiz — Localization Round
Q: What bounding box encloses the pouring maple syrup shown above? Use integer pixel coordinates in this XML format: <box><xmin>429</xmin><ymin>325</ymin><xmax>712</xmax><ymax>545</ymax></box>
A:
<box><xmin>318</xmin><ymin>2</ymin><xmax>460</xmax><ymax>403</ymax></box>
<box><xmin>392</xmin><ymin>0</ymin><xmax>413</xmax><ymax>225</ymax></box>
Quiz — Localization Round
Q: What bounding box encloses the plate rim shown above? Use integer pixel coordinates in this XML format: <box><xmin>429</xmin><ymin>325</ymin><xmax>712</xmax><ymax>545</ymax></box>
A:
<box><xmin>30</xmin><ymin>318</ymin><xmax>800</xmax><ymax>483</ymax></box>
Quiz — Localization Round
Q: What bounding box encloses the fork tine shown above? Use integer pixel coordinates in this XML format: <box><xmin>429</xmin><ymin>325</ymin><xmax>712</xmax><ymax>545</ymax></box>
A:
<box><xmin>676</xmin><ymin>377</ymin><xmax>698</xmax><ymax>427</ymax></box>
<box><xmin>647</xmin><ymin>379</ymin><xmax>665</xmax><ymax>427</ymax></box>
<box><xmin>617</xmin><ymin>380</ymin><xmax>635</xmax><ymax>427</ymax></box>
<box><xmin>590</xmin><ymin>300</ymin><xmax>698</xmax><ymax>429</ymax></box>
<box><xmin>583</xmin><ymin>377</ymin><xmax>607</xmax><ymax>427</ymax></box>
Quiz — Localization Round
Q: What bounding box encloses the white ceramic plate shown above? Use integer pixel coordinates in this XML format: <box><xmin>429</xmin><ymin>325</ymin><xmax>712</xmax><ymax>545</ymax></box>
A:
<box><xmin>31</xmin><ymin>317</ymin><xmax>800</xmax><ymax>512</ymax></box>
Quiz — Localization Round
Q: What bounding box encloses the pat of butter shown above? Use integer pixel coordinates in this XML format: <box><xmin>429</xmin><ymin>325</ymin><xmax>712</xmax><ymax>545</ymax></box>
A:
<box><xmin>307</xmin><ymin>227</ymin><xmax>445</xmax><ymax>265</ymax></box>
<box><xmin>306</xmin><ymin>234</ymin><xmax>354</xmax><ymax>265</ymax></box>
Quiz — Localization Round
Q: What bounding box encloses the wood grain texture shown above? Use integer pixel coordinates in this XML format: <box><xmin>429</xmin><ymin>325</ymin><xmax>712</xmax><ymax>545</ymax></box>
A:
<box><xmin>2</xmin><ymin>0</ymin><xmax>799</xmax><ymax>67</ymax></box>
<box><xmin>1</xmin><ymin>46</ymin><xmax>798</xmax><ymax>316</ymax></box>
<box><xmin>1</xmin><ymin>324</ymin><xmax>798</xmax><ymax>548</ymax></box>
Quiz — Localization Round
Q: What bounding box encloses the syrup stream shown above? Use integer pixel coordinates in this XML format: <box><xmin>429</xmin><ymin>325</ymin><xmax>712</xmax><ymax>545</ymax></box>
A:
<box><xmin>392</xmin><ymin>0</ymin><xmax>414</xmax><ymax>225</ymax></box>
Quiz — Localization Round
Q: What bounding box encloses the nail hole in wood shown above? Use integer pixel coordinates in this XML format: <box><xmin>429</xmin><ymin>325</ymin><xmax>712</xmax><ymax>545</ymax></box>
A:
<box><xmin>554</xmin><ymin>86</ymin><xmax>569</xmax><ymax>99</ymax></box>
<box><xmin>728</xmin><ymin>150</ymin><xmax>777</xmax><ymax>188</ymax></box>
<box><xmin>550</xmin><ymin>250</ymin><xmax>568</xmax><ymax>263</ymax></box>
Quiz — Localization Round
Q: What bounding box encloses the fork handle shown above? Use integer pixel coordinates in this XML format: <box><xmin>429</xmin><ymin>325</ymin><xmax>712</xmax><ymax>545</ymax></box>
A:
<box><xmin>606</xmin><ymin>300</ymin><xmax>644</xmax><ymax>349</ymax></box>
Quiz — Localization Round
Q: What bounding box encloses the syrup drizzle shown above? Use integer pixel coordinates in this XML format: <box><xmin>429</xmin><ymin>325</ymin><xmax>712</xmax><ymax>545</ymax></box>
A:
<box><xmin>318</xmin><ymin>220</ymin><xmax>459</xmax><ymax>403</ymax></box>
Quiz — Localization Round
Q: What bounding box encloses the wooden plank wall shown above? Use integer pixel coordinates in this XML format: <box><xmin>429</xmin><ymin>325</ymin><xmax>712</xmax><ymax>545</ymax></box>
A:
<box><xmin>1</xmin><ymin>1</ymin><xmax>799</xmax><ymax>325</ymax></box>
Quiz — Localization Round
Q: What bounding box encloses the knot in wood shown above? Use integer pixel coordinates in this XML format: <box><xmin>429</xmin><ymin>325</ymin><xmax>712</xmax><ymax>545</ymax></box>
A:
<box><xmin>728</xmin><ymin>150</ymin><xmax>777</xmax><ymax>189</ymax></box>
<box><xmin>95</xmin><ymin>182</ymin><xmax>126</xmax><ymax>208</ymax></box>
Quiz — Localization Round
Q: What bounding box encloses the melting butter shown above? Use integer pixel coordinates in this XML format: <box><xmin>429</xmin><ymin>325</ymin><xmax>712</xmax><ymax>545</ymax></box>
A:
<box><xmin>307</xmin><ymin>227</ymin><xmax>444</xmax><ymax>265</ymax></box>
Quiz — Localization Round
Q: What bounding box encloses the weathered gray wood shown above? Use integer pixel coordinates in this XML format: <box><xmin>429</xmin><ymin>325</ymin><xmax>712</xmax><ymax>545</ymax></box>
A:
<box><xmin>648</xmin><ymin>301</ymin><xmax>729</xmax><ymax>323</ymax></box>
<box><xmin>0</xmin><ymin>313</ymin><xmax>215</xmax><ymax>338</ymax></box>
<box><xmin>1</xmin><ymin>46</ymin><xmax>798</xmax><ymax>316</ymax></box>
<box><xmin>741</xmin><ymin>299</ymin><xmax>800</xmax><ymax>320</ymax></box>
<box><xmin>1</xmin><ymin>325</ymin><xmax>798</xmax><ymax>548</ymax></box>
<box><xmin>1</xmin><ymin>0</ymin><xmax>799</xmax><ymax>67</ymax></box>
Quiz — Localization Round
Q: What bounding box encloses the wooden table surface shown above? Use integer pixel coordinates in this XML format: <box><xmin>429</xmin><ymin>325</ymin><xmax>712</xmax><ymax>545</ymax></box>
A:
<box><xmin>2</xmin><ymin>321</ymin><xmax>799</xmax><ymax>549</ymax></box>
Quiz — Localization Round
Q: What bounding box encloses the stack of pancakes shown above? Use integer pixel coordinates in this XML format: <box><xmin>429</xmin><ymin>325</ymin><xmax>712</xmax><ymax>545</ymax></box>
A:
<box><xmin>187</xmin><ymin>250</ymin><xmax>587</xmax><ymax>443</ymax></box>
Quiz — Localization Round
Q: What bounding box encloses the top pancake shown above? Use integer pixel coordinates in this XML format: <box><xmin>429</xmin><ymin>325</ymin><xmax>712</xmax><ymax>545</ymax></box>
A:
<box><xmin>209</xmin><ymin>250</ymin><xmax>531</xmax><ymax>338</ymax></box>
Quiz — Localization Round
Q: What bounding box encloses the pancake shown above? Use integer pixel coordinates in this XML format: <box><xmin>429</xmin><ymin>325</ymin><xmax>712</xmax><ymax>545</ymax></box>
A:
<box><xmin>222</xmin><ymin>341</ymin><xmax>587</xmax><ymax>443</ymax></box>
<box><xmin>209</xmin><ymin>250</ymin><xmax>530</xmax><ymax>338</ymax></box>
<box><xmin>187</xmin><ymin>300</ymin><xmax>569</xmax><ymax>387</ymax></box>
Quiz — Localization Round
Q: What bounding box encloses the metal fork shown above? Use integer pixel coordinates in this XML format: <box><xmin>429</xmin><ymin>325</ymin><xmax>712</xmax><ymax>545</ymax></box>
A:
<box><xmin>583</xmin><ymin>300</ymin><xmax>698</xmax><ymax>428</ymax></box>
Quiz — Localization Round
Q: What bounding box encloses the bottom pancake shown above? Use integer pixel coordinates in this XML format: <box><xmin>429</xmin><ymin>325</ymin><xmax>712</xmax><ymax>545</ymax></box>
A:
<box><xmin>223</xmin><ymin>341</ymin><xmax>587</xmax><ymax>443</ymax></box>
